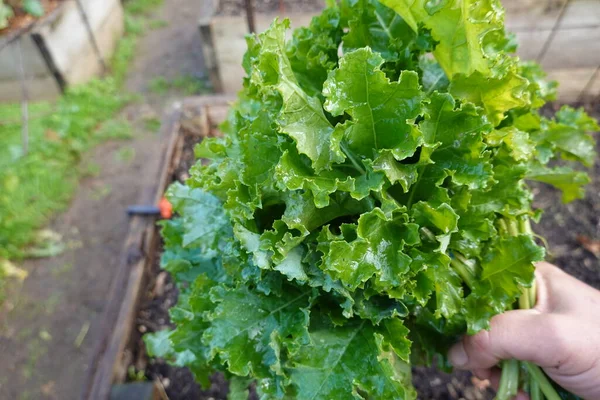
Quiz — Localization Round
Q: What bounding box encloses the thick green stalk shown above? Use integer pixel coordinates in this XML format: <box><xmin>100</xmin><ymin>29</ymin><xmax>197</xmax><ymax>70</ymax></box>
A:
<box><xmin>450</xmin><ymin>256</ymin><xmax>476</xmax><ymax>289</ymax></box>
<box><xmin>525</xmin><ymin>363</ymin><xmax>561</xmax><ymax>400</ymax></box>
<box><xmin>530</xmin><ymin>372</ymin><xmax>543</xmax><ymax>400</ymax></box>
<box><xmin>519</xmin><ymin>287</ymin><xmax>532</xmax><ymax>310</ymax></box>
<box><xmin>517</xmin><ymin>217</ymin><xmax>562</xmax><ymax>400</ymax></box>
<box><xmin>496</xmin><ymin>359</ymin><xmax>520</xmax><ymax>400</ymax></box>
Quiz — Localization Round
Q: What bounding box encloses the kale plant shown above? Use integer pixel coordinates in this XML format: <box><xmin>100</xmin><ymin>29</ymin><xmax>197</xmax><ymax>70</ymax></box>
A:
<box><xmin>146</xmin><ymin>0</ymin><xmax>598</xmax><ymax>398</ymax></box>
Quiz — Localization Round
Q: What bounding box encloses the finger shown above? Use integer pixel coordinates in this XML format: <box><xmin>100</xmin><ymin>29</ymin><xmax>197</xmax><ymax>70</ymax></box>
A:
<box><xmin>448</xmin><ymin>309</ymin><xmax>566</xmax><ymax>370</ymax></box>
<box><xmin>515</xmin><ymin>391</ymin><xmax>529</xmax><ymax>400</ymax></box>
<box><xmin>487</xmin><ymin>367</ymin><xmax>501</xmax><ymax>390</ymax></box>
<box><xmin>473</xmin><ymin>368</ymin><xmax>491</xmax><ymax>380</ymax></box>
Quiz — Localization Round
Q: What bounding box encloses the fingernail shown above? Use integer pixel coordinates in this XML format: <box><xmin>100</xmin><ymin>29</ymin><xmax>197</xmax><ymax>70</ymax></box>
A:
<box><xmin>448</xmin><ymin>342</ymin><xmax>469</xmax><ymax>367</ymax></box>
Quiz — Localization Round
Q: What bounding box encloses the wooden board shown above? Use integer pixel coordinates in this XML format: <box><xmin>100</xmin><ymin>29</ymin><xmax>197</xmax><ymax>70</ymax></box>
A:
<box><xmin>81</xmin><ymin>96</ymin><xmax>232</xmax><ymax>400</ymax></box>
<box><xmin>0</xmin><ymin>0</ymin><xmax>124</xmax><ymax>102</ymax></box>
<box><xmin>81</xmin><ymin>103</ymin><xmax>183</xmax><ymax>400</ymax></box>
<box><xmin>204</xmin><ymin>0</ymin><xmax>600</xmax><ymax>101</ymax></box>
<box><xmin>209</xmin><ymin>13</ymin><xmax>315</xmax><ymax>94</ymax></box>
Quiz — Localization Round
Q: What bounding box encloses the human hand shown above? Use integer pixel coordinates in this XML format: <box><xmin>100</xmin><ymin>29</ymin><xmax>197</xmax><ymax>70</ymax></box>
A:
<box><xmin>448</xmin><ymin>262</ymin><xmax>600</xmax><ymax>399</ymax></box>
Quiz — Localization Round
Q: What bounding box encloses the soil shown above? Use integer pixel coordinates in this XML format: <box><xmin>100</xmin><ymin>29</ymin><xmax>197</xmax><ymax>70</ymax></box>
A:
<box><xmin>530</xmin><ymin>104</ymin><xmax>600</xmax><ymax>291</ymax></box>
<box><xmin>216</xmin><ymin>0</ymin><xmax>326</xmax><ymax>16</ymax></box>
<box><xmin>129</xmin><ymin>102</ymin><xmax>600</xmax><ymax>400</ymax></box>
<box><xmin>0</xmin><ymin>0</ymin><xmax>211</xmax><ymax>399</ymax></box>
<box><xmin>0</xmin><ymin>0</ymin><xmax>62</xmax><ymax>37</ymax></box>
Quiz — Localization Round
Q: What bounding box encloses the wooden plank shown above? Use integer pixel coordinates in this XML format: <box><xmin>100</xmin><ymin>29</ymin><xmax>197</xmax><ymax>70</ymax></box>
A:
<box><xmin>0</xmin><ymin>73</ymin><xmax>60</xmax><ymax>102</ymax></box>
<box><xmin>547</xmin><ymin>67</ymin><xmax>599</xmax><ymax>102</ymax></box>
<box><xmin>503</xmin><ymin>0</ymin><xmax>565</xmax><ymax>31</ymax></box>
<box><xmin>61</xmin><ymin>0</ymin><xmax>124</xmax><ymax>85</ymax></box>
<box><xmin>199</xmin><ymin>1</ymin><xmax>222</xmax><ymax>92</ymax></box>
<box><xmin>539</xmin><ymin>27</ymin><xmax>600</xmax><ymax>70</ymax></box>
<box><xmin>0</xmin><ymin>0</ymin><xmax>124</xmax><ymax>102</ymax></box>
<box><xmin>207</xmin><ymin>104</ymin><xmax>230</xmax><ymax>135</ymax></box>
<box><xmin>81</xmin><ymin>103</ymin><xmax>184</xmax><ymax>400</ymax></box>
<box><xmin>559</xmin><ymin>0</ymin><xmax>600</xmax><ymax>29</ymax></box>
<box><xmin>182</xmin><ymin>94</ymin><xmax>237</xmax><ymax>108</ymax></box>
<box><xmin>504</xmin><ymin>0</ymin><xmax>600</xmax><ymax>31</ymax></box>
<box><xmin>211</xmin><ymin>14</ymin><xmax>314</xmax><ymax>94</ymax></box>
<box><xmin>514</xmin><ymin>29</ymin><xmax>552</xmax><ymax>62</ymax></box>
<box><xmin>81</xmin><ymin>96</ymin><xmax>234</xmax><ymax>400</ymax></box>
<box><xmin>0</xmin><ymin>35</ymin><xmax>48</xmax><ymax>80</ymax></box>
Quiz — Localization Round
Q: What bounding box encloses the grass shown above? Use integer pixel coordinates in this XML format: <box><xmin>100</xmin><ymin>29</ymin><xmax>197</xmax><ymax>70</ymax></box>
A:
<box><xmin>144</xmin><ymin>117</ymin><xmax>162</xmax><ymax>133</ymax></box>
<box><xmin>148</xmin><ymin>76</ymin><xmax>170</xmax><ymax>94</ymax></box>
<box><xmin>115</xmin><ymin>146</ymin><xmax>136</xmax><ymax>163</ymax></box>
<box><xmin>148</xmin><ymin>19</ymin><xmax>169</xmax><ymax>30</ymax></box>
<box><xmin>0</xmin><ymin>0</ymin><xmax>165</xmax><ymax>264</ymax></box>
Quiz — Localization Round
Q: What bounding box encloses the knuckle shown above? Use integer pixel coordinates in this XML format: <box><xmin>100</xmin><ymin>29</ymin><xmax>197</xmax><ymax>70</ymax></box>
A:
<box><xmin>469</xmin><ymin>329</ymin><xmax>491</xmax><ymax>354</ymax></box>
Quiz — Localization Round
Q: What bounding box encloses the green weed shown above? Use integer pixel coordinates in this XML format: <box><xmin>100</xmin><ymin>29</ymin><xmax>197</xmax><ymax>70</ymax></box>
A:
<box><xmin>173</xmin><ymin>75</ymin><xmax>210</xmax><ymax>95</ymax></box>
<box><xmin>148</xmin><ymin>76</ymin><xmax>170</xmax><ymax>94</ymax></box>
<box><xmin>149</xmin><ymin>75</ymin><xmax>211</xmax><ymax>96</ymax></box>
<box><xmin>124</xmin><ymin>0</ymin><xmax>164</xmax><ymax>15</ymax></box>
<box><xmin>144</xmin><ymin>117</ymin><xmax>161</xmax><ymax>132</ymax></box>
<box><xmin>115</xmin><ymin>147</ymin><xmax>136</xmax><ymax>163</ymax></box>
<box><xmin>148</xmin><ymin>19</ymin><xmax>168</xmax><ymax>29</ymax></box>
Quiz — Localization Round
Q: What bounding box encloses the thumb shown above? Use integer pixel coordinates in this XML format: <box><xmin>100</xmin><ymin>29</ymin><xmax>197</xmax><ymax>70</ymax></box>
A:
<box><xmin>448</xmin><ymin>309</ymin><xmax>565</xmax><ymax>370</ymax></box>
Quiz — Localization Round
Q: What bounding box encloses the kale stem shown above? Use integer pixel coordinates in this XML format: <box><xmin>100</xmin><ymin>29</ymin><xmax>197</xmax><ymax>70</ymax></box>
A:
<box><xmin>497</xmin><ymin>218</ymin><xmax>509</xmax><ymax>236</ymax></box>
<box><xmin>519</xmin><ymin>287</ymin><xmax>532</xmax><ymax>310</ymax></box>
<box><xmin>530</xmin><ymin>371</ymin><xmax>543</xmax><ymax>400</ymax></box>
<box><xmin>340</xmin><ymin>141</ymin><xmax>366</xmax><ymax>175</ymax></box>
<box><xmin>507</xmin><ymin>219</ymin><xmax>520</xmax><ymax>237</ymax></box>
<box><xmin>519</xmin><ymin>217</ymin><xmax>533</xmax><ymax>235</ymax></box>
<box><xmin>529</xmin><ymin>279</ymin><xmax>537</xmax><ymax>307</ymax></box>
<box><xmin>524</xmin><ymin>362</ymin><xmax>562</xmax><ymax>400</ymax></box>
<box><xmin>496</xmin><ymin>359</ymin><xmax>520</xmax><ymax>400</ymax></box>
<box><xmin>454</xmin><ymin>253</ymin><xmax>478</xmax><ymax>277</ymax></box>
<box><xmin>406</xmin><ymin>165</ymin><xmax>425</xmax><ymax>209</ymax></box>
<box><xmin>450</xmin><ymin>256</ymin><xmax>476</xmax><ymax>289</ymax></box>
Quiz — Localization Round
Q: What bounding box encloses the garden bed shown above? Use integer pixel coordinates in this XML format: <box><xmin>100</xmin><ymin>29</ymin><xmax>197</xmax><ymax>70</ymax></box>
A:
<box><xmin>216</xmin><ymin>0</ymin><xmax>325</xmax><ymax>16</ymax></box>
<box><xmin>202</xmin><ymin>0</ymin><xmax>600</xmax><ymax>101</ymax></box>
<box><xmin>0</xmin><ymin>0</ymin><xmax>123</xmax><ymax>102</ymax></box>
<box><xmin>0</xmin><ymin>0</ymin><xmax>62</xmax><ymax>36</ymax></box>
<box><xmin>84</xmin><ymin>96</ymin><xmax>600</xmax><ymax>400</ymax></box>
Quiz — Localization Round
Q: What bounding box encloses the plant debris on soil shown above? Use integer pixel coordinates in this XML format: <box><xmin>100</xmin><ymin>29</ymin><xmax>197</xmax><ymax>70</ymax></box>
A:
<box><xmin>129</xmin><ymin>103</ymin><xmax>600</xmax><ymax>399</ymax></box>
<box><xmin>216</xmin><ymin>0</ymin><xmax>325</xmax><ymax>16</ymax></box>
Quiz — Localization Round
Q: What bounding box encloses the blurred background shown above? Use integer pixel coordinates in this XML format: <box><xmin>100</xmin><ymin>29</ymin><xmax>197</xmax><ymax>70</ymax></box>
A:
<box><xmin>0</xmin><ymin>0</ymin><xmax>598</xmax><ymax>399</ymax></box>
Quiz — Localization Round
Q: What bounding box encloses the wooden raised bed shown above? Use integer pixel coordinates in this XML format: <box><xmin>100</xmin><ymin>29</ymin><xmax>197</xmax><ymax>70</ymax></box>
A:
<box><xmin>0</xmin><ymin>0</ymin><xmax>123</xmax><ymax>102</ymax></box>
<box><xmin>81</xmin><ymin>95</ymin><xmax>234</xmax><ymax>400</ymax></box>
<box><xmin>201</xmin><ymin>0</ymin><xmax>600</xmax><ymax>102</ymax></box>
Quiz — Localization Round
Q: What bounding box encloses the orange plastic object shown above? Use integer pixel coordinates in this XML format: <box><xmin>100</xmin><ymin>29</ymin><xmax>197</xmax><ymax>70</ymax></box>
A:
<box><xmin>159</xmin><ymin>197</ymin><xmax>173</xmax><ymax>219</ymax></box>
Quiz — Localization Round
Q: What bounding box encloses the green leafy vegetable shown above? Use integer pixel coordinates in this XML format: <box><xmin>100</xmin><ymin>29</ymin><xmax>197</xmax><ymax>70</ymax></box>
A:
<box><xmin>145</xmin><ymin>0</ymin><xmax>598</xmax><ymax>398</ymax></box>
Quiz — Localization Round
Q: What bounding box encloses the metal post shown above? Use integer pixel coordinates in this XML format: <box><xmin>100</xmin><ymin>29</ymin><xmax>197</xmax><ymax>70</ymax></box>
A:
<box><xmin>244</xmin><ymin>0</ymin><xmax>256</xmax><ymax>34</ymax></box>
<box><xmin>16</xmin><ymin>38</ymin><xmax>29</xmax><ymax>156</ymax></box>
<box><xmin>74</xmin><ymin>0</ymin><xmax>107</xmax><ymax>73</ymax></box>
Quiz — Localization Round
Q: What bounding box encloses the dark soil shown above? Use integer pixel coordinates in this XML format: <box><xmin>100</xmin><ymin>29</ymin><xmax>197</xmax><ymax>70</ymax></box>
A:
<box><xmin>531</xmin><ymin>103</ymin><xmax>600</xmax><ymax>291</ymax></box>
<box><xmin>130</xmin><ymin>103</ymin><xmax>600</xmax><ymax>399</ymax></box>
<box><xmin>216</xmin><ymin>0</ymin><xmax>326</xmax><ymax>16</ymax></box>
